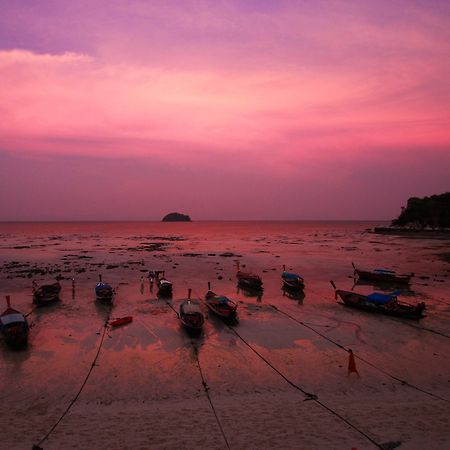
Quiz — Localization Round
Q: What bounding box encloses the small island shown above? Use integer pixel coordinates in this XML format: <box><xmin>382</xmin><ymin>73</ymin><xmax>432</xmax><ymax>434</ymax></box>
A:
<box><xmin>375</xmin><ymin>192</ymin><xmax>450</xmax><ymax>235</ymax></box>
<box><xmin>162</xmin><ymin>212</ymin><xmax>192</xmax><ymax>222</ymax></box>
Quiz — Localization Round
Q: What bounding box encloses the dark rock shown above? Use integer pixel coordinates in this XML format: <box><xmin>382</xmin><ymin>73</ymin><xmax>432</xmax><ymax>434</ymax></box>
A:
<box><xmin>162</xmin><ymin>212</ymin><xmax>191</xmax><ymax>222</ymax></box>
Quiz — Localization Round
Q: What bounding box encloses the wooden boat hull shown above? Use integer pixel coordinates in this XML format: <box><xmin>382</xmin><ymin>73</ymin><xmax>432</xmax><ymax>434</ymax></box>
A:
<box><xmin>180</xmin><ymin>301</ymin><xmax>204</xmax><ymax>335</ymax></box>
<box><xmin>1</xmin><ymin>309</ymin><xmax>29</xmax><ymax>349</ymax></box>
<box><xmin>282</xmin><ymin>278</ymin><xmax>305</xmax><ymax>290</ymax></box>
<box><xmin>95</xmin><ymin>284</ymin><xmax>113</xmax><ymax>302</ymax></box>
<box><xmin>237</xmin><ymin>271</ymin><xmax>263</xmax><ymax>289</ymax></box>
<box><xmin>281</xmin><ymin>271</ymin><xmax>304</xmax><ymax>290</ymax></box>
<box><xmin>336</xmin><ymin>290</ymin><xmax>425</xmax><ymax>320</ymax></box>
<box><xmin>157</xmin><ymin>279</ymin><xmax>173</xmax><ymax>296</ymax></box>
<box><xmin>204</xmin><ymin>291</ymin><xmax>238</xmax><ymax>320</ymax></box>
<box><xmin>355</xmin><ymin>269</ymin><xmax>411</xmax><ymax>285</ymax></box>
<box><xmin>33</xmin><ymin>283</ymin><xmax>61</xmax><ymax>305</ymax></box>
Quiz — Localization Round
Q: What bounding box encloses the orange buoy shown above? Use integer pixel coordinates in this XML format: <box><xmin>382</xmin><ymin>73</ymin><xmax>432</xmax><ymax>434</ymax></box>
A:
<box><xmin>110</xmin><ymin>316</ymin><xmax>133</xmax><ymax>327</ymax></box>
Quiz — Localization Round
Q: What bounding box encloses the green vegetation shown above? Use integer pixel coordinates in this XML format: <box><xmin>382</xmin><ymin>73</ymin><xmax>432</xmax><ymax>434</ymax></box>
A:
<box><xmin>392</xmin><ymin>192</ymin><xmax>450</xmax><ymax>228</ymax></box>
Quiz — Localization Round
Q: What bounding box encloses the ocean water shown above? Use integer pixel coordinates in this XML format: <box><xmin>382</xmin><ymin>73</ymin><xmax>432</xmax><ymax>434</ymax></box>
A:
<box><xmin>1</xmin><ymin>221</ymin><xmax>449</xmax><ymax>448</ymax></box>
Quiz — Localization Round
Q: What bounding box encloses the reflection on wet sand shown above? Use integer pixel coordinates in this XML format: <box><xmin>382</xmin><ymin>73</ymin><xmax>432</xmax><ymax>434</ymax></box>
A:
<box><xmin>1</xmin><ymin>221</ymin><xmax>450</xmax><ymax>449</ymax></box>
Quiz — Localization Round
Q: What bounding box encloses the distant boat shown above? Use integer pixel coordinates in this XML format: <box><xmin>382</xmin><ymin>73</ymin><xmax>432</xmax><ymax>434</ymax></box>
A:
<box><xmin>33</xmin><ymin>281</ymin><xmax>61</xmax><ymax>305</ymax></box>
<box><xmin>179</xmin><ymin>289</ymin><xmax>204</xmax><ymax>335</ymax></box>
<box><xmin>330</xmin><ymin>281</ymin><xmax>425</xmax><ymax>320</ymax></box>
<box><xmin>157</xmin><ymin>275</ymin><xmax>173</xmax><ymax>297</ymax></box>
<box><xmin>281</xmin><ymin>265</ymin><xmax>305</xmax><ymax>290</ymax></box>
<box><xmin>0</xmin><ymin>296</ymin><xmax>29</xmax><ymax>349</ymax></box>
<box><xmin>204</xmin><ymin>282</ymin><xmax>238</xmax><ymax>321</ymax></box>
<box><xmin>95</xmin><ymin>275</ymin><xmax>113</xmax><ymax>302</ymax></box>
<box><xmin>352</xmin><ymin>262</ymin><xmax>412</xmax><ymax>285</ymax></box>
<box><xmin>236</xmin><ymin>262</ymin><xmax>263</xmax><ymax>290</ymax></box>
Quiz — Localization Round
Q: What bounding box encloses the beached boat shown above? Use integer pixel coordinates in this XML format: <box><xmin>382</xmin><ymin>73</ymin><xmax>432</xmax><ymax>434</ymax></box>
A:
<box><xmin>157</xmin><ymin>277</ymin><xmax>173</xmax><ymax>296</ymax></box>
<box><xmin>110</xmin><ymin>316</ymin><xmax>133</xmax><ymax>327</ymax></box>
<box><xmin>0</xmin><ymin>296</ymin><xmax>29</xmax><ymax>349</ymax></box>
<box><xmin>148</xmin><ymin>270</ymin><xmax>164</xmax><ymax>283</ymax></box>
<box><xmin>236</xmin><ymin>262</ymin><xmax>263</xmax><ymax>289</ymax></box>
<box><xmin>352</xmin><ymin>262</ymin><xmax>412</xmax><ymax>285</ymax></box>
<box><xmin>179</xmin><ymin>290</ymin><xmax>204</xmax><ymax>334</ymax></box>
<box><xmin>95</xmin><ymin>275</ymin><xmax>114</xmax><ymax>302</ymax></box>
<box><xmin>331</xmin><ymin>281</ymin><xmax>425</xmax><ymax>320</ymax></box>
<box><xmin>204</xmin><ymin>282</ymin><xmax>238</xmax><ymax>321</ymax></box>
<box><xmin>281</xmin><ymin>265</ymin><xmax>305</xmax><ymax>290</ymax></box>
<box><xmin>33</xmin><ymin>281</ymin><xmax>61</xmax><ymax>305</ymax></box>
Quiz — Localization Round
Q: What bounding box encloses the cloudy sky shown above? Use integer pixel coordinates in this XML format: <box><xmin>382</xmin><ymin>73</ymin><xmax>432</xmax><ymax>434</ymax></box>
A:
<box><xmin>0</xmin><ymin>0</ymin><xmax>449</xmax><ymax>220</ymax></box>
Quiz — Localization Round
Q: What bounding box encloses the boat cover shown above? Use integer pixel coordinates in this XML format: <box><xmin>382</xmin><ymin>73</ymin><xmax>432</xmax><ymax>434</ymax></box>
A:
<box><xmin>0</xmin><ymin>313</ymin><xmax>26</xmax><ymax>325</ymax></box>
<box><xmin>367</xmin><ymin>291</ymin><xmax>401</xmax><ymax>304</ymax></box>
<box><xmin>282</xmin><ymin>272</ymin><xmax>302</xmax><ymax>280</ymax></box>
<box><xmin>373</xmin><ymin>269</ymin><xmax>396</xmax><ymax>274</ymax></box>
<box><xmin>96</xmin><ymin>282</ymin><xmax>112</xmax><ymax>290</ymax></box>
<box><xmin>214</xmin><ymin>296</ymin><xmax>230</xmax><ymax>304</ymax></box>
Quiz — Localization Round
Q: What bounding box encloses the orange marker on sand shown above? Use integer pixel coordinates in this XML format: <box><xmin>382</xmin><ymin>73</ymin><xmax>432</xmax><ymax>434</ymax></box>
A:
<box><xmin>348</xmin><ymin>349</ymin><xmax>359</xmax><ymax>376</ymax></box>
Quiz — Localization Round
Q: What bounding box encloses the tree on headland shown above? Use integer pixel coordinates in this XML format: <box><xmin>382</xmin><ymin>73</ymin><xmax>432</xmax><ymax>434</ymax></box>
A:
<box><xmin>392</xmin><ymin>193</ymin><xmax>450</xmax><ymax>228</ymax></box>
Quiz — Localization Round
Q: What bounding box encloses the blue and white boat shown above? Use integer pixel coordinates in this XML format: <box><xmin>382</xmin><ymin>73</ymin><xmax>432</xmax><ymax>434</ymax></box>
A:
<box><xmin>281</xmin><ymin>265</ymin><xmax>305</xmax><ymax>290</ymax></box>
<box><xmin>95</xmin><ymin>275</ymin><xmax>113</xmax><ymax>302</ymax></box>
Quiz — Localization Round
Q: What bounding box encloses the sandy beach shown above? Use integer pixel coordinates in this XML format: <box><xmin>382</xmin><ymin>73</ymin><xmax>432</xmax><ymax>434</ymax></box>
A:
<box><xmin>1</xmin><ymin>221</ymin><xmax>449</xmax><ymax>449</ymax></box>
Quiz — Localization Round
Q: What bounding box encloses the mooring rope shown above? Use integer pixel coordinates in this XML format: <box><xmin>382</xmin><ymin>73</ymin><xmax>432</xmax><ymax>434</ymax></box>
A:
<box><xmin>388</xmin><ymin>318</ymin><xmax>450</xmax><ymax>340</ymax></box>
<box><xmin>223</xmin><ymin>321</ymin><xmax>383</xmax><ymax>449</ymax></box>
<box><xmin>192</xmin><ymin>342</ymin><xmax>231</xmax><ymax>450</ymax></box>
<box><xmin>32</xmin><ymin>305</ymin><xmax>112</xmax><ymax>450</ymax></box>
<box><xmin>271</xmin><ymin>304</ymin><xmax>450</xmax><ymax>404</ymax></box>
<box><xmin>163</xmin><ymin>296</ymin><xmax>231</xmax><ymax>450</ymax></box>
<box><xmin>185</xmin><ymin>285</ymin><xmax>383</xmax><ymax>449</ymax></box>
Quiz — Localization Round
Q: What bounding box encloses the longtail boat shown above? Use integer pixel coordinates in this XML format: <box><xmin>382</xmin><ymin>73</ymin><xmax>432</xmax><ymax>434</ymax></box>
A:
<box><xmin>179</xmin><ymin>289</ymin><xmax>204</xmax><ymax>335</ymax></box>
<box><xmin>204</xmin><ymin>282</ymin><xmax>238</xmax><ymax>321</ymax></box>
<box><xmin>0</xmin><ymin>296</ymin><xmax>29</xmax><ymax>349</ymax></box>
<box><xmin>95</xmin><ymin>275</ymin><xmax>114</xmax><ymax>302</ymax></box>
<box><xmin>281</xmin><ymin>265</ymin><xmax>305</xmax><ymax>290</ymax></box>
<box><xmin>236</xmin><ymin>261</ymin><xmax>263</xmax><ymax>289</ymax></box>
<box><xmin>331</xmin><ymin>281</ymin><xmax>425</xmax><ymax>320</ymax></box>
<box><xmin>33</xmin><ymin>281</ymin><xmax>61</xmax><ymax>305</ymax></box>
<box><xmin>352</xmin><ymin>262</ymin><xmax>412</xmax><ymax>285</ymax></box>
<box><xmin>157</xmin><ymin>275</ymin><xmax>173</xmax><ymax>297</ymax></box>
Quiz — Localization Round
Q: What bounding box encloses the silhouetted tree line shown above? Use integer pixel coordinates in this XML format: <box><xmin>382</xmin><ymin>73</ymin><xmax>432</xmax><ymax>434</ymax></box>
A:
<box><xmin>392</xmin><ymin>192</ymin><xmax>450</xmax><ymax>228</ymax></box>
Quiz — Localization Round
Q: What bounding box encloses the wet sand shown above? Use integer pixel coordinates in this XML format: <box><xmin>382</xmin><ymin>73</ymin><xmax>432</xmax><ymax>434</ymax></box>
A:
<box><xmin>1</xmin><ymin>221</ymin><xmax>449</xmax><ymax>449</ymax></box>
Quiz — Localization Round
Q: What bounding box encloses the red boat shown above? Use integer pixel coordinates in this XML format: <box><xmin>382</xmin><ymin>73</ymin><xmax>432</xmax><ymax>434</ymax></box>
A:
<box><xmin>109</xmin><ymin>316</ymin><xmax>133</xmax><ymax>327</ymax></box>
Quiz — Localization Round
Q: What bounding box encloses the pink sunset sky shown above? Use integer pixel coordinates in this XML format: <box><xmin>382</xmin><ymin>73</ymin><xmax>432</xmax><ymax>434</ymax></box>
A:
<box><xmin>0</xmin><ymin>0</ymin><xmax>449</xmax><ymax>221</ymax></box>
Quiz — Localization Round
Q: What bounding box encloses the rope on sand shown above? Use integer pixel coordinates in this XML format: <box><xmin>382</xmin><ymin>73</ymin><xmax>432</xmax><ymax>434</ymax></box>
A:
<box><xmin>224</xmin><ymin>323</ymin><xmax>383</xmax><ymax>449</ymax></box>
<box><xmin>32</xmin><ymin>306</ymin><xmax>112</xmax><ymax>450</ymax></box>
<box><xmin>187</xmin><ymin>287</ymin><xmax>384</xmax><ymax>448</ymax></box>
<box><xmin>192</xmin><ymin>342</ymin><xmax>231</xmax><ymax>450</ymax></box>
<box><xmin>163</xmin><ymin>297</ymin><xmax>231</xmax><ymax>450</ymax></box>
<box><xmin>388</xmin><ymin>318</ymin><xmax>450</xmax><ymax>340</ymax></box>
<box><xmin>24</xmin><ymin>305</ymin><xmax>38</xmax><ymax>318</ymax></box>
<box><xmin>270</xmin><ymin>304</ymin><xmax>450</xmax><ymax>404</ymax></box>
